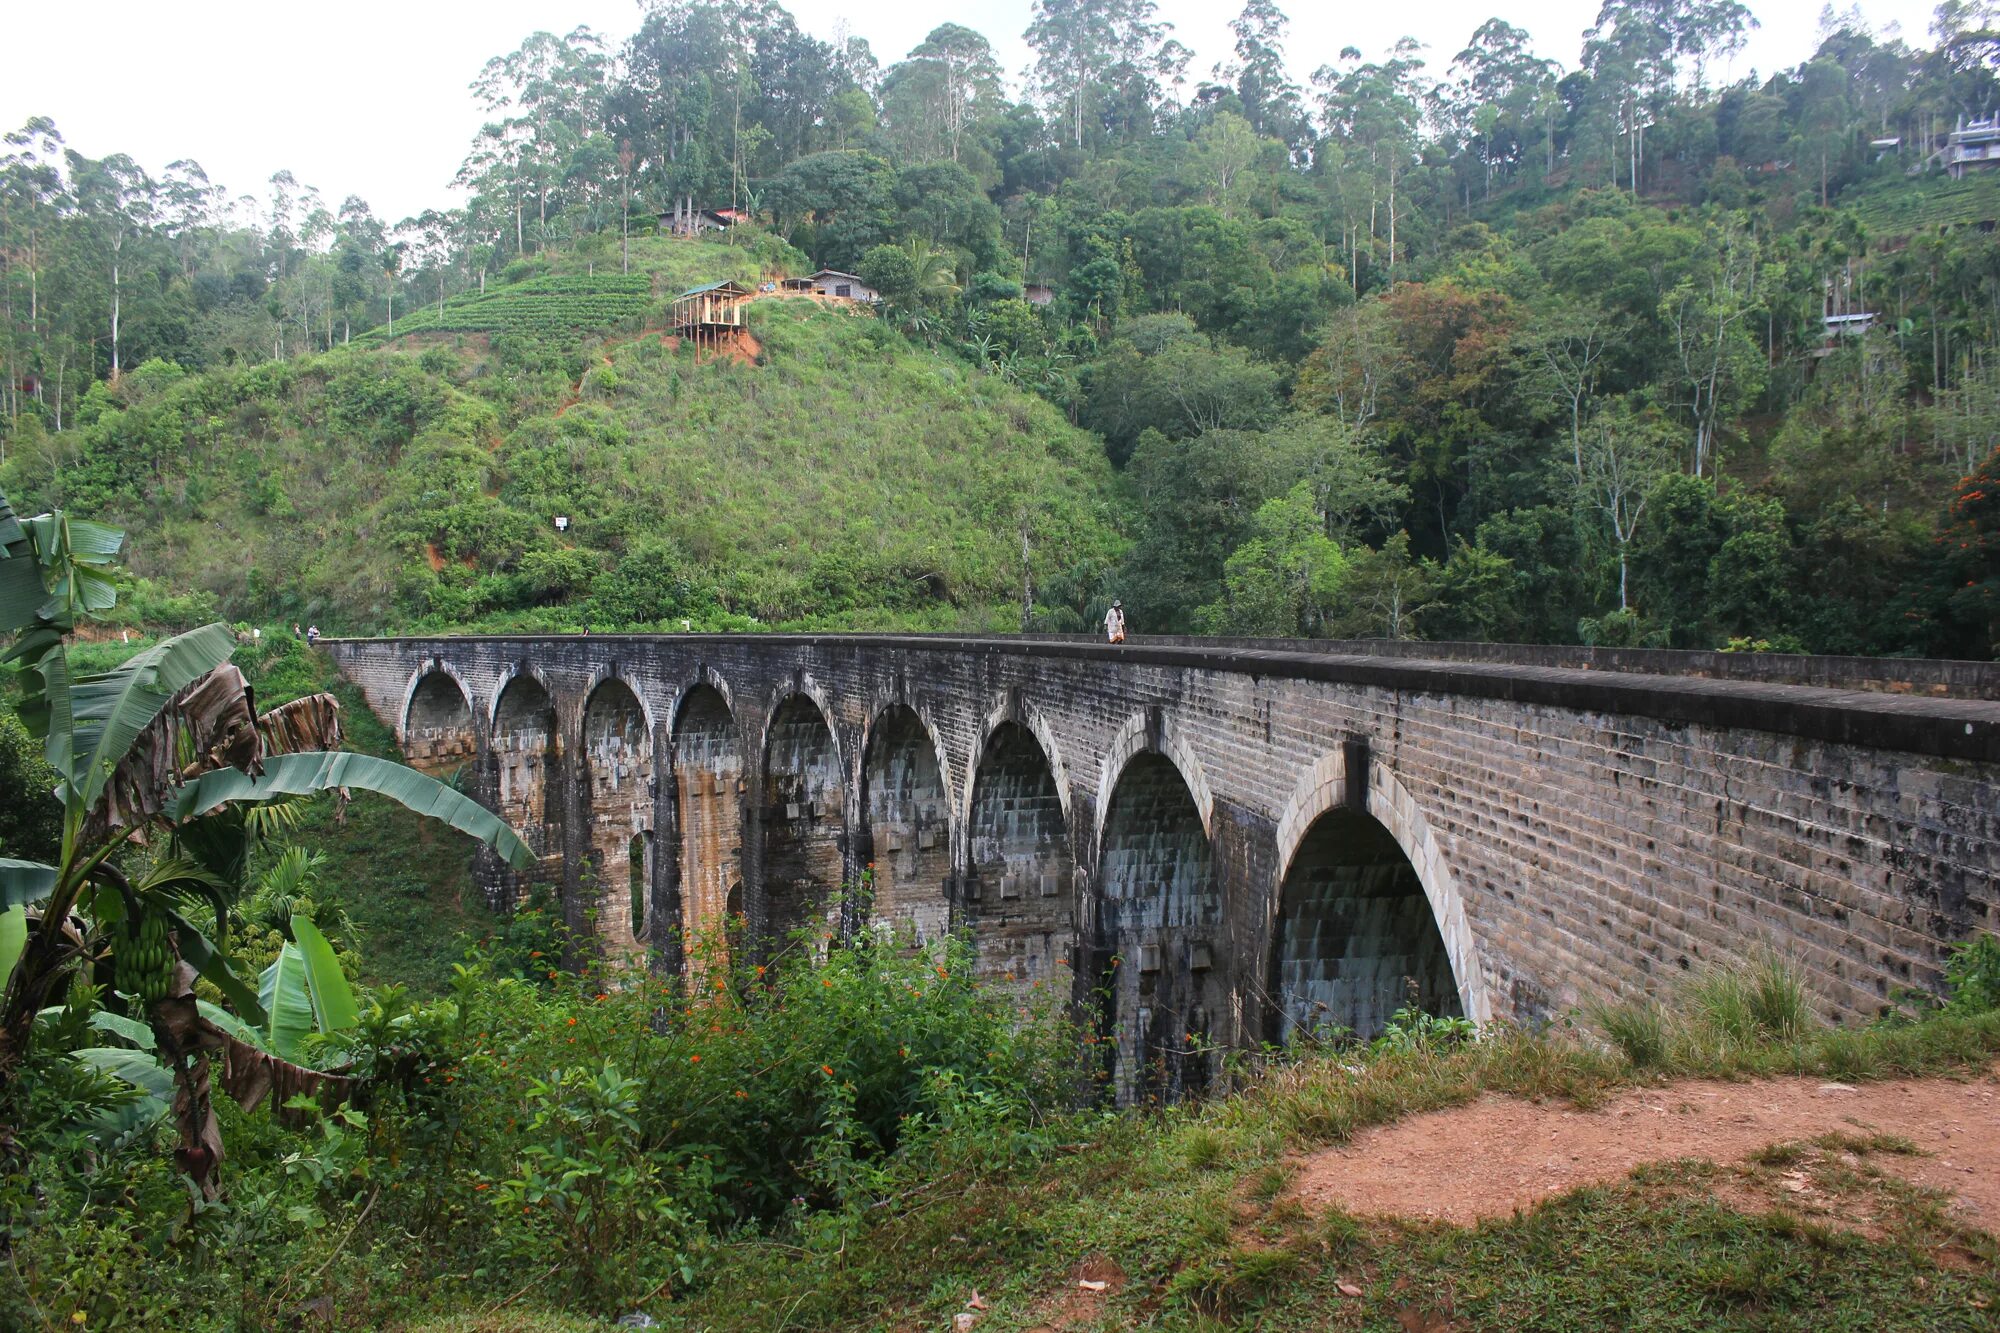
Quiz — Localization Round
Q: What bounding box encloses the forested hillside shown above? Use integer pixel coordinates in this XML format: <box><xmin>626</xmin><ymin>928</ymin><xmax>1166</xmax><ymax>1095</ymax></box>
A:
<box><xmin>4</xmin><ymin>0</ymin><xmax>2000</xmax><ymax>652</ymax></box>
<box><xmin>0</xmin><ymin>239</ymin><xmax>1121</xmax><ymax>632</ymax></box>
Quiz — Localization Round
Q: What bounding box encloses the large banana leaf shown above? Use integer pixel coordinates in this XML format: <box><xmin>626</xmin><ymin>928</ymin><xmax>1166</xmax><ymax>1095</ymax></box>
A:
<box><xmin>0</xmin><ymin>554</ymin><xmax>43</xmax><ymax>635</ymax></box>
<box><xmin>172</xmin><ymin>752</ymin><xmax>534</xmax><ymax>869</ymax></box>
<box><xmin>0</xmin><ymin>904</ymin><xmax>24</xmax><ymax>991</ymax></box>
<box><xmin>0</xmin><ymin>510</ymin><xmax>122</xmax><ymax>635</ymax></box>
<box><xmin>259</xmin><ymin>942</ymin><xmax>318</xmax><ymax>1062</ymax></box>
<box><xmin>92</xmin><ymin>1010</ymin><xmax>155</xmax><ymax>1048</ymax></box>
<box><xmin>76</xmin><ymin>1045</ymin><xmax>174</xmax><ymax>1097</ymax></box>
<box><xmin>74</xmin><ymin>1045</ymin><xmax>172</xmax><ymax>1149</ymax></box>
<box><xmin>0</xmin><ymin>859</ymin><xmax>57</xmax><ymax>910</ymax></box>
<box><xmin>64</xmin><ymin>624</ymin><xmax>238</xmax><ymax>811</ymax></box>
<box><xmin>292</xmin><ymin>915</ymin><xmax>358</xmax><ymax>1037</ymax></box>
<box><xmin>196</xmin><ymin>998</ymin><xmax>267</xmax><ymax>1051</ymax></box>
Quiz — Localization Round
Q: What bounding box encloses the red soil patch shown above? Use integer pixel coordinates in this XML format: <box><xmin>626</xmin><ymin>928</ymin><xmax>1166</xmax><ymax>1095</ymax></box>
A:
<box><xmin>1287</xmin><ymin>1065</ymin><xmax>2000</xmax><ymax>1232</ymax></box>
<box><xmin>1022</xmin><ymin>1254</ymin><xmax>1127</xmax><ymax>1333</ymax></box>
<box><xmin>423</xmin><ymin>542</ymin><xmax>446</xmax><ymax>573</ymax></box>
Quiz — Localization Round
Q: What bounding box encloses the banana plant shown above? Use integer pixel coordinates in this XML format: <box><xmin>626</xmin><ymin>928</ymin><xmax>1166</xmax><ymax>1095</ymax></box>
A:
<box><xmin>0</xmin><ymin>485</ymin><xmax>532</xmax><ymax>1194</ymax></box>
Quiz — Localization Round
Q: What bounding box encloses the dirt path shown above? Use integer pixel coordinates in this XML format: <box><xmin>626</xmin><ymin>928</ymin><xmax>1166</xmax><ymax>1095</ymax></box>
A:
<box><xmin>1287</xmin><ymin>1065</ymin><xmax>2000</xmax><ymax>1231</ymax></box>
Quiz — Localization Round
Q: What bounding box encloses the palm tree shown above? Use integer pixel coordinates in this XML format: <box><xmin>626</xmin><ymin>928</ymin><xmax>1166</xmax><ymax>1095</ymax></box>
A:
<box><xmin>903</xmin><ymin>238</ymin><xmax>960</xmax><ymax>306</ymax></box>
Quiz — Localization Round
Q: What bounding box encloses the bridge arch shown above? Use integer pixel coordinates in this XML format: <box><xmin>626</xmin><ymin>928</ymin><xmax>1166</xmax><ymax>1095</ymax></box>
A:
<box><xmin>488</xmin><ymin>668</ymin><xmax>560</xmax><ymax>887</ymax></box>
<box><xmin>580</xmin><ymin>675</ymin><xmax>656</xmax><ymax>957</ymax></box>
<box><xmin>399</xmin><ymin>661</ymin><xmax>477</xmax><ymax>775</ymax></box>
<box><xmin>1096</xmin><ymin>744</ymin><xmax>1223</xmax><ymax>1104</ymax></box>
<box><xmin>1270</xmin><ymin>751</ymin><xmax>1492</xmax><ymax>1032</ymax></box>
<box><xmin>860</xmin><ymin>702</ymin><xmax>953</xmax><ymax>945</ymax></box>
<box><xmin>958</xmin><ymin>697</ymin><xmax>1073</xmax><ymax>864</ymax></box>
<box><xmin>671</xmin><ymin>676</ymin><xmax>744</xmax><ymax>964</ymax></box>
<box><xmin>964</xmin><ymin>714</ymin><xmax>1077</xmax><ymax>995</ymax></box>
<box><xmin>759</xmin><ymin>689</ymin><xmax>846</xmax><ymax>958</ymax></box>
<box><xmin>1095</xmin><ymin>710</ymin><xmax>1214</xmax><ymax>844</ymax></box>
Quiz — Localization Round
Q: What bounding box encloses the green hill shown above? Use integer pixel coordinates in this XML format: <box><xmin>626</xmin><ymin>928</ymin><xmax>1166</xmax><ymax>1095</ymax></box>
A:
<box><xmin>1</xmin><ymin>237</ymin><xmax>1124</xmax><ymax>633</ymax></box>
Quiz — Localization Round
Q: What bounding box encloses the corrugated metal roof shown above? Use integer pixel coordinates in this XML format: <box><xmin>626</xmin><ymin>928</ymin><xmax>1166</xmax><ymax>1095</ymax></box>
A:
<box><xmin>677</xmin><ymin>280</ymin><xmax>750</xmax><ymax>297</ymax></box>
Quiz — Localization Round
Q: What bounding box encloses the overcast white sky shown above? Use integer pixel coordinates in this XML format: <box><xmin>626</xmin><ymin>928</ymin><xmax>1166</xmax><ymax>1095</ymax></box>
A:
<box><xmin>6</xmin><ymin>0</ymin><xmax>1943</xmax><ymax>222</ymax></box>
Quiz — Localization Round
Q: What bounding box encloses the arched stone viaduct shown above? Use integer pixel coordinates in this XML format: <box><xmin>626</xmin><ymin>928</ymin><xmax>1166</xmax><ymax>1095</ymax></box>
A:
<box><xmin>330</xmin><ymin>633</ymin><xmax>2000</xmax><ymax>1101</ymax></box>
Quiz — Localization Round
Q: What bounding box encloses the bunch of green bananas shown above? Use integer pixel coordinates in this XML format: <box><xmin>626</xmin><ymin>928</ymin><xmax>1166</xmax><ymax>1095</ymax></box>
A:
<box><xmin>118</xmin><ymin>911</ymin><xmax>178</xmax><ymax>1007</ymax></box>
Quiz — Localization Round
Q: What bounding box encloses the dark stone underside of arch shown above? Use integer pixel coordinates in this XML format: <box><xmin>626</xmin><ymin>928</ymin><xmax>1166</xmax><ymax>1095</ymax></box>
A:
<box><xmin>863</xmin><ymin>707</ymin><xmax>950</xmax><ymax>944</ymax></box>
<box><xmin>1098</xmin><ymin>752</ymin><xmax>1222</xmax><ymax>1105</ymax></box>
<box><xmin>762</xmin><ymin>698</ymin><xmax>843</xmax><ymax>954</ymax></box>
<box><xmin>965</xmin><ymin>722</ymin><xmax>1074</xmax><ymax>993</ymax></box>
<box><xmin>404</xmin><ymin>674</ymin><xmax>474</xmax><ymax>776</ymax></box>
<box><xmin>1273</xmin><ymin>811</ymin><xmax>1459</xmax><ymax>1043</ymax></box>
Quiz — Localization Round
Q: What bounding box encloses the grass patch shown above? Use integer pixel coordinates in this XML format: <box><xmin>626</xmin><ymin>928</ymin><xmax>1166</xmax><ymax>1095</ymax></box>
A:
<box><xmin>646</xmin><ymin>969</ymin><xmax>2000</xmax><ymax>1332</ymax></box>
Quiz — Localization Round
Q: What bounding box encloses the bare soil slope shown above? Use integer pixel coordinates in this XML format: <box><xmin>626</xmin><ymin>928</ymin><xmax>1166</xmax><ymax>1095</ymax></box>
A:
<box><xmin>1288</xmin><ymin>1064</ymin><xmax>2000</xmax><ymax>1232</ymax></box>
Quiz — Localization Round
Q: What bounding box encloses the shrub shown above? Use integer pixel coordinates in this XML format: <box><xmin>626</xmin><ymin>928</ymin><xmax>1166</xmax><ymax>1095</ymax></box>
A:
<box><xmin>0</xmin><ymin>705</ymin><xmax>61</xmax><ymax>860</ymax></box>
<box><xmin>1943</xmin><ymin>933</ymin><xmax>2000</xmax><ymax>1015</ymax></box>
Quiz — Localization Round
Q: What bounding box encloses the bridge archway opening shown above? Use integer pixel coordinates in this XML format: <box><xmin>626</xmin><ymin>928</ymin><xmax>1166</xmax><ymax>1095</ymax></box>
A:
<box><xmin>488</xmin><ymin>673</ymin><xmax>559</xmax><ymax>909</ymax></box>
<box><xmin>761</xmin><ymin>694</ymin><xmax>844</xmax><ymax>958</ymax></box>
<box><xmin>862</xmin><ymin>705</ymin><xmax>950</xmax><ymax>945</ymax></box>
<box><xmin>1272</xmin><ymin>808</ymin><xmax>1462</xmax><ymax>1044</ymax></box>
<box><xmin>404</xmin><ymin>671</ymin><xmax>474</xmax><ymax>776</ymax></box>
<box><xmin>966</xmin><ymin>721</ymin><xmax>1075</xmax><ymax>994</ymax></box>
<box><xmin>628</xmin><ymin>832</ymin><xmax>650</xmax><ymax>938</ymax></box>
<box><xmin>673</xmin><ymin>684</ymin><xmax>743</xmax><ymax>965</ymax></box>
<box><xmin>1097</xmin><ymin>751</ymin><xmax>1221</xmax><ymax>1104</ymax></box>
<box><xmin>582</xmin><ymin>678</ymin><xmax>654</xmax><ymax>956</ymax></box>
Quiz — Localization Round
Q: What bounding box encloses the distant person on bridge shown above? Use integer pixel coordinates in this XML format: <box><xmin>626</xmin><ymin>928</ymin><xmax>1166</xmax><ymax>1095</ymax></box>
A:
<box><xmin>305</xmin><ymin>625</ymin><xmax>319</xmax><ymax>646</ymax></box>
<box><xmin>1105</xmin><ymin>600</ymin><xmax>1126</xmax><ymax>644</ymax></box>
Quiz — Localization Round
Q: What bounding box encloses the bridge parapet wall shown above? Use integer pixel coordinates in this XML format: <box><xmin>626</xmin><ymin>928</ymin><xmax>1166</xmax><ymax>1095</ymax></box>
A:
<box><xmin>329</xmin><ymin>634</ymin><xmax>2000</xmax><ymax>1058</ymax></box>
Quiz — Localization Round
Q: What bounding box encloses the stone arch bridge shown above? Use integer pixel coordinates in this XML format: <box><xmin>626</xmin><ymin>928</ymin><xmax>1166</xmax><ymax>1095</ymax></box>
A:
<box><xmin>330</xmin><ymin>634</ymin><xmax>2000</xmax><ymax>1099</ymax></box>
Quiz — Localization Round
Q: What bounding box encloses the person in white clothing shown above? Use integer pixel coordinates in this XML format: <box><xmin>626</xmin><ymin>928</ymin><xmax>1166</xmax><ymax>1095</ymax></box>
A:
<box><xmin>1104</xmin><ymin>600</ymin><xmax>1126</xmax><ymax>644</ymax></box>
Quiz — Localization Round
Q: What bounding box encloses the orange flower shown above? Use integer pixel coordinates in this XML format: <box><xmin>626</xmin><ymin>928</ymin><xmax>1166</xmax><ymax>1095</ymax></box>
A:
<box><xmin>474</xmin><ymin>1182</ymin><xmax>490</xmax><ymax>1191</ymax></box>
<box><xmin>566</xmin><ymin>1017</ymin><xmax>578</xmax><ymax>1027</ymax></box>
<box><xmin>820</xmin><ymin>1064</ymin><xmax>835</xmax><ymax>1076</ymax></box>
<box><xmin>690</xmin><ymin>1054</ymin><xmax>701</xmax><ymax>1064</ymax></box>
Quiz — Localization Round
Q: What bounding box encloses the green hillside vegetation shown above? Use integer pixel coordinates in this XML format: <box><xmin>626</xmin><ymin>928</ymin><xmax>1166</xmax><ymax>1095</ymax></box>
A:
<box><xmin>363</xmin><ymin>274</ymin><xmax>654</xmax><ymax>344</ymax></box>
<box><xmin>2</xmin><ymin>237</ymin><xmax>1123</xmax><ymax>633</ymax></box>
<box><xmin>1843</xmin><ymin>173</ymin><xmax>2000</xmax><ymax>237</ymax></box>
<box><xmin>10</xmin><ymin>2</ymin><xmax>2000</xmax><ymax>653</ymax></box>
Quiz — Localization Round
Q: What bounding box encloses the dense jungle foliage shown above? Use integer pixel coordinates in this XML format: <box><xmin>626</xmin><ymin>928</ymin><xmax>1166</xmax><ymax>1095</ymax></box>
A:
<box><xmin>8</xmin><ymin>0</ymin><xmax>2000</xmax><ymax>649</ymax></box>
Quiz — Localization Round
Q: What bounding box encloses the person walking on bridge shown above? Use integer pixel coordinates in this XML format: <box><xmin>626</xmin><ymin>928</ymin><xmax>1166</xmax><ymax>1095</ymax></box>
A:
<box><xmin>1104</xmin><ymin>599</ymin><xmax>1126</xmax><ymax>644</ymax></box>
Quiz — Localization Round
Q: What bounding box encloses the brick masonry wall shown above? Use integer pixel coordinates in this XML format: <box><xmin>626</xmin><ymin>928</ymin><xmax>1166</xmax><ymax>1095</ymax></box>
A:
<box><xmin>332</xmin><ymin>634</ymin><xmax>2000</xmax><ymax>1049</ymax></box>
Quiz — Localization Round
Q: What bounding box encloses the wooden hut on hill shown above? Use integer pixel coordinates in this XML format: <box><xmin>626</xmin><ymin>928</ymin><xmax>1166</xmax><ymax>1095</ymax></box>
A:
<box><xmin>670</xmin><ymin>280</ymin><xmax>753</xmax><ymax>348</ymax></box>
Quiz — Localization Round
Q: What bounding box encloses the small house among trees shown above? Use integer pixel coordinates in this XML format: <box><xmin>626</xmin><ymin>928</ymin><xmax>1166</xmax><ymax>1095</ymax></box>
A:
<box><xmin>782</xmin><ymin>269</ymin><xmax>878</xmax><ymax>302</ymax></box>
<box><xmin>661</xmin><ymin>205</ymin><xmax>748</xmax><ymax>235</ymax></box>
<box><xmin>1947</xmin><ymin>117</ymin><xmax>2000</xmax><ymax>177</ymax></box>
